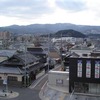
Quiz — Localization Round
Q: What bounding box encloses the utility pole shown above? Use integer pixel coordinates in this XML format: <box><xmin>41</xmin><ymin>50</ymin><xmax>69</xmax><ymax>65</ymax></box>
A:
<box><xmin>24</xmin><ymin>35</ymin><xmax>27</xmax><ymax>87</ymax></box>
<box><xmin>61</xmin><ymin>33</ymin><xmax>64</xmax><ymax>71</ymax></box>
<box><xmin>3</xmin><ymin>73</ymin><xmax>8</xmax><ymax>96</ymax></box>
<box><xmin>47</xmin><ymin>33</ymin><xmax>50</xmax><ymax>72</ymax></box>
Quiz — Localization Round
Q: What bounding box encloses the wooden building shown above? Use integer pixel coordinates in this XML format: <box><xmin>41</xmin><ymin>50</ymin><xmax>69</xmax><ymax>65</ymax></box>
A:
<box><xmin>0</xmin><ymin>51</ymin><xmax>44</xmax><ymax>87</ymax></box>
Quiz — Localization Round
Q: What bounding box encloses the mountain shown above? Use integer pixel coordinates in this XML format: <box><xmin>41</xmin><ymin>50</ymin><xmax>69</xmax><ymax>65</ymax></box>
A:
<box><xmin>0</xmin><ymin>23</ymin><xmax>100</xmax><ymax>35</ymax></box>
<box><xmin>54</xmin><ymin>29</ymin><xmax>86</xmax><ymax>38</ymax></box>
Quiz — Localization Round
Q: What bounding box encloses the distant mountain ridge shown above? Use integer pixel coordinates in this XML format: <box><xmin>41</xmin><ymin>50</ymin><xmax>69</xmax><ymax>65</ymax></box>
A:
<box><xmin>0</xmin><ymin>23</ymin><xmax>100</xmax><ymax>35</ymax></box>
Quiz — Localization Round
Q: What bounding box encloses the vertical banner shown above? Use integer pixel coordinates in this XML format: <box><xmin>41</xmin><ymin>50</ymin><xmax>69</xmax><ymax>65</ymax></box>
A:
<box><xmin>77</xmin><ymin>60</ymin><xmax>82</xmax><ymax>77</ymax></box>
<box><xmin>86</xmin><ymin>60</ymin><xmax>91</xmax><ymax>78</ymax></box>
<box><xmin>95</xmin><ymin>61</ymin><xmax>99</xmax><ymax>78</ymax></box>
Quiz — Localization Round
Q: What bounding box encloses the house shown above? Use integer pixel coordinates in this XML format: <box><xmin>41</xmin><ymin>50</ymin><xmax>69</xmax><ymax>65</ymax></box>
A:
<box><xmin>27</xmin><ymin>47</ymin><xmax>47</xmax><ymax>63</ymax></box>
<box><xmin>0</xmin><ymin>51</ymin><xmax>44</xmax><ymax>87</ymax></box>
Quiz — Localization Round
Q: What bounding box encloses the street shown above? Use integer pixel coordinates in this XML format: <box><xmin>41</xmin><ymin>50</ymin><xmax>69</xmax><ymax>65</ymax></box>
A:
<box><xmin>0</xmin><ymin>74</ymin><xmax>48</xmax><ymax>100</ymax></box>
<box><xmin>0</xmin><ymin>64</ymin><xmax>61</xmax><ymax>100</ymax></box>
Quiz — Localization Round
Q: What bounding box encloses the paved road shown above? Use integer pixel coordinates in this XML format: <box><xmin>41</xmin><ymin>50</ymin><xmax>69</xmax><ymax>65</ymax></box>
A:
<box><xmin>0</xmin><ymin>74</ymin><xmax>48</xmax><ymax>100</ymax></box>
<box><xmin>64</xmin><ymin>94</ymin><xmax>100</xmax><ymax>100</ymax></box>
<box><xmin>0</xmin><ymin>64</ymin><xmax>61</xmax><ymax>100</ymax></box>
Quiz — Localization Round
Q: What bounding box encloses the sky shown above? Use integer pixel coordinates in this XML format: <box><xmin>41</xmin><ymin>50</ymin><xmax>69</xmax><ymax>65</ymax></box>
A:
<box><xmin>0</xmin><ymin>0</ymin><xmax>100</xmax><ymax>26</ymax></box>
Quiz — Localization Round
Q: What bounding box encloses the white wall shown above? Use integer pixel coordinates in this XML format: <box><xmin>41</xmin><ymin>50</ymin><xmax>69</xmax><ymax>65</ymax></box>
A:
<box><xmin>48</xmin><ymin>71</ymin><xmax>69</xmax><ymax>87</ymax></box>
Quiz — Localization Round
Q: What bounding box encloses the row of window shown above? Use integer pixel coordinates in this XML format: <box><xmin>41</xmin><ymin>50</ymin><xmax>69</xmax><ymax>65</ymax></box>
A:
<box><xmin>77</xmin><ymin>60</ymin><xmax>100</xmax><ymax>78</ymax></box>
<box><xmin>0</xmin><ymin>76</ymin><xmax>17</xmax><ymax>81</ymax></box>
<box><xmin>8</xmin><ymin>76</ymin><xmax>17</xmax><ymax>81</ymax></box>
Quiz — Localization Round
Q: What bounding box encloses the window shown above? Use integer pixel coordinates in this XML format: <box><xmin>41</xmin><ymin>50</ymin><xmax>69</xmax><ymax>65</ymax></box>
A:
<box><xmin>86</xmin><ymin>60</ymin><xmax>91</xmax><ymax>78</ymax></box>
<box><xmin>95</xmin><ymin>61</ymin><xmax>100</xmax><ymax>78</ymax></box>
<box><xmin>77</xmin><ymin>60</ymin><xmax>82</xmax><ymax>77</ymax></box>
<box><xmin>8</xmin><ymin>76</ymin><xmax>17</xmax><ymax>81</ymax></box>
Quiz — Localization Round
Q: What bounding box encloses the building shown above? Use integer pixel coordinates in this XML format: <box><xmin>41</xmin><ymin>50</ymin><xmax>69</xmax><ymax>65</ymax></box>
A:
<box><xmin>0</xmin><ymin>31</ymin><xmax>11</xmax><ymax>49</ymax></box>
<box><xmin>48</xmin><ymin>71</ymin><xmax>69</xmax><ymax>88</ymax></box>
<box><xmin>27</xmin><ymin>47</ymin><xmax>47</xmax><ymax>63</ymax></box>
<box><xmin>0</xmin><ymin>31</ymin><xmax>11</xmax><ymax>40</ymax></box>
<box><xmin>69</xmin><ymin>50</ymin><xmax>100</xmax><ymax>95</ymax></box>
<box><xmin>27</xmin><ymin>47</ymin><xmax>56</xmax><ymax>71</ymax></box>
<box><xmin>0</xmin><ymin>51</ymin><xmax>44</xmax><ymax>87</ymax></box>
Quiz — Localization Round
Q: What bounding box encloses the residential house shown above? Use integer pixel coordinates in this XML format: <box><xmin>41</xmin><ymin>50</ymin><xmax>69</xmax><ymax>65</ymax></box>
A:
<box><xmin>0</xmin><ymin>51</ymin><xmax>44</xmax><ymax>87</ymax></box>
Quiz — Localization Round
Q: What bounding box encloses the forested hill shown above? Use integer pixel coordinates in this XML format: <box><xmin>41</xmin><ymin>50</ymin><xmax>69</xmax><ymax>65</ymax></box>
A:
<box><xmin>54</xmin><ymin>29</ymin><xmax>86</xmax><ymax>38</ymax></box>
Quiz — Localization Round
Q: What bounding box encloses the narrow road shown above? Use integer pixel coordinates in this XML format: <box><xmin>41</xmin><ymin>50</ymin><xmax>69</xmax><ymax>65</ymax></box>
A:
<box><xmin>30</xmin><ymin>74</ymin><xmax>48</xmax><ymax>100</ymax></box>
<box><xmin>0</xmin><ymin>74</ymin><xmax>48</xmax><ymax>100</ymax></box>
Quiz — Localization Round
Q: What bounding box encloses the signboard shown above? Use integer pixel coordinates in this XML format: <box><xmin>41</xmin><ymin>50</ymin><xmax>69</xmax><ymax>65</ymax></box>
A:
<box><xmin>95</xmin><ymin>61</ymin><xmax>100</xmax><ymax>78</ymax></box>
<box><xmin>86</xmin><ymin>60</ymin><xmax>91</xmax><ymax>78</ymax></box>
<box><xmin>56</xmin><ymin>79</ymin><xmax>63</xmax><ymax>84</ymax></box>
<box><xmin>77</xmin><ymin>60</ymin><xmax>82</xmax><ymax>77</ymax></box>
<box><xmin>3</xmin><ymin>79</ymin><xmax>7</xmax><ymax>85</ymax></box>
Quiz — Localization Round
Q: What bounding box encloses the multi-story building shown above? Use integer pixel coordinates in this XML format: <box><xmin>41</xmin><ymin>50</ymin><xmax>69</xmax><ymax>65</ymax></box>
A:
<box><xmin>0</xmin><ymin>31</ymin><xmax>11</xmax><ymax>49</ymax></box>
<box><xmin>69</xmin><ymin>50</ymin><xmax>100</xmax><ymax>95</ymax></box>
<box><xmin>0</xmin><ymin>31</ymin><xmax>11</xmax><ymax>40</ymax></box>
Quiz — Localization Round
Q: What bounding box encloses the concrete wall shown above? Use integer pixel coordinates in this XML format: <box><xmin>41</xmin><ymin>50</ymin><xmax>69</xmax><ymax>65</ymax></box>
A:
<box><xmin>48</xmin><ymin>71</ymin><xmax>69</xmax><ymax>87</ymax></box>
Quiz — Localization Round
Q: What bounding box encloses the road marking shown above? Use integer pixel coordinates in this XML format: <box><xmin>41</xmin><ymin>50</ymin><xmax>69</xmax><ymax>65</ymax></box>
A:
<box><xmin>29</xmin><ymin>74</ymin><xmax>47</xmax><ymax>89</ymax></box>
<box><xmin>41</xmin><ymin>81</ymin><xmax>48</xmax><ymax>90</ymax></box>
<box><xmin>39</xmin><ymin>81</ymin><xmax>49</xmax><ymax>100</ymax></box>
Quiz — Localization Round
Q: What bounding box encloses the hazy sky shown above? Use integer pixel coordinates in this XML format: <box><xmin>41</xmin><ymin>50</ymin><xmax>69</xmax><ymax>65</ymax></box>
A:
<box><xmin>0</xmin><ymin>0</ymin><xmax>100</xmax><ymax>26</ymax></box>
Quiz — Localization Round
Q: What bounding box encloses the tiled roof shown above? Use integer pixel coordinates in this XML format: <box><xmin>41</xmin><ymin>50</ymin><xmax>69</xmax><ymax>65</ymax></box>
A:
<box><xmin>15</xmin><ymin>52</ymin><xmax>38</xmax><ymax>64</ymax></box>
<box><xmin>2</xmin><ymin>52</ymin><xmax>39</xmax><ymax>67</ymax></box>
<box><xmin>0</xmin><ymin>50</ymin><xmax>16</xmax><ymax>57</ymax></box>
<box><xmin>0</xmin><ymin>66</ymin><xmax>22</xmax><ymax>74</ymax></box>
